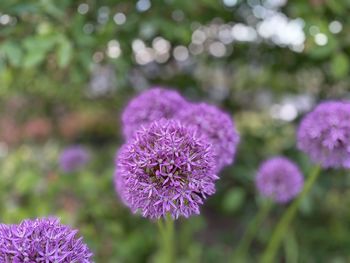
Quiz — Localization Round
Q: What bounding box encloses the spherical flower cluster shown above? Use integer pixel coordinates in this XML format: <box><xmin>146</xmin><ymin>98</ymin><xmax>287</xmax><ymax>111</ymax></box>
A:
<box><xmin>59</xmin><ymin>146</ymin><xmax>90</xmax><ymax>172</ymax></box>
<box><xmin>255</xmin><ymin>157</ymin><xmax>304</xmax><ymax>204</ymax></box>
<box><xmin>0</xmin><ymin>217</ymin><xmax>93</xmax><ymax>262</ymax></box>
<box><xmin>121</xmin><ymin>87</ymin><xmax>188</xmax><ymax>140</ymax></box>
<box><xmin>177</xmin><ymin>103</ymin><xmax>240</xmax><ymax>171</ymax></box>
<box><xmin>115</xmin><ymin>119</ymin><xmax>218</xmax><ymax>219</ymax></box>
<box><xmin>297</xmin><ymin>101</ymin><xmax>350</xmax><ymax>168</ymax></box>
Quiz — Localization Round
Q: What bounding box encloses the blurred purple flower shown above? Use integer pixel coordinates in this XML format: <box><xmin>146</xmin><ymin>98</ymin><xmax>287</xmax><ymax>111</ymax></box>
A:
<box><xmin>121</xmin><ymin>87</ymin><xmax>188</xmax><ymax>140</ymax></box>
<box><xmin>0</xmin><ymin>217</ymin><xmax>93</xmax><ymax>262</ymax></box>
<box><xmin>177</xmin><ymin>102</ymin><xmax>240</xmax><ymax>171</ymax></box>
<box><xmin>59</xmin><ymin>146</ymin><xmax>90</xmax><ymax>172</ymax></box>
<box><xmin>255</xmin><ymin>157</ymin><xmax>304</xmax><ymax>204</ymax></box>
<box><xmin>297</xmin><ymin>101</ymin><xmax>350</xmax><ymax>168</ymax></box>
<box><xmin>115</xmin><ymin>119</ymin><xmax>218</xmax><ymax>219</ymax></box>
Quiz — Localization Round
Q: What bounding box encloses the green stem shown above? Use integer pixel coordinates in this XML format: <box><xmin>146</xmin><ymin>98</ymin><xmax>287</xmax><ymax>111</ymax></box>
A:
<box><xmin>284</xmin><ymin>228</ymin><xmax>298</xmax><ymax>263</ymax></box>
<box><xmin>261</xmin><ymin>166</ymin><xmax>321</xmax><ymax>263</ymax></box>
<box><xmin>157</xmin><ymin>214</ymin><xmax>175</xmax><ymax>263</ymax></box>
<box><xmin>231</xmin><ymin>200</ymin><xmax>273</xmax><ymax>262</ymax></box>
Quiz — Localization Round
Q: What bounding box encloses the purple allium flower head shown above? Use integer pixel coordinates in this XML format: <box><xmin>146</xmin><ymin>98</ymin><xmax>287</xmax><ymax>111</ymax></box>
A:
<box><xmin>255</xmin><ymin>157</ymin><xmax>304</xmax><ymax>204</ymax></box>
<box><xmin>115</xmin><ymin>119</ymin><xmax>218</xmax><ymax>219</ymax></box>
<box><xmin>121</xmin><ymin>87</ymin><xmax>188</xmax><ymax>140</ymax></box>
<box><xmin>0</xmin><ymin>217</ymin><xmax>93</xmax><ymax>262</ymax></box>
<box><xmin>59</xmin><ymin>145</ymin><xmax>90</xmax><ymax>172</ymax></box>
<box><xmin>297</xmin><ymin>101</ymin><xmax>350</xmax><ymax>168</ymax></box>
<box><xmin>177</xmin><ymin>102</ymin><xmax>240</xmax><ymax>171</ymax></box>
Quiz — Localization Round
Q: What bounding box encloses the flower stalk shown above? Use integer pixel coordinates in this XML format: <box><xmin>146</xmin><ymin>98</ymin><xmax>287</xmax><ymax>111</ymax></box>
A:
<box><xmin>157</xmin><ymin>214</ymin><xmax>175</xmax><ymax>263</ymax></box>
<box><xmin>261</xmin><ymin>165</ymin><xmax>321</xmax><ymax>263</ymax></box>
<box><xmin>231</xmin><ymin>200</ymin><xmax>273</xmax><ymax>262</ymax></box>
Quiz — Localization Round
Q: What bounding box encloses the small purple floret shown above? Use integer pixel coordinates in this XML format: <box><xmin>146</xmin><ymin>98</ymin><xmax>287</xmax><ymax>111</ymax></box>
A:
<box><xmin>115</xmin><ymin>119</ymin><xmax>218</xmax><ymax>219</ymax></box>
<box><xmin>297</xmin><ymin>101</ymin><xmax>350</xmax><ymax>168</ymax></box>
<box><xmin>59</xmin><ymin>146</ymin><xmax>90</xmax><ymax>172</ymax></box>
<box><xmin>255</xmin><ymin>157</ymin><xmax>304</xmax><ymax>204</ymax></box>
<box><xmin>177</xmin><ymin>102</ymin><xmax>240</xmax><ymax>171</ymax></box>
<box><xmin>121</xmin><ymin>87</ymin><xmax>188</xmax><ymax>140</ymax></box>
<box><xmin>0</xmin><ymin>217</ymin><xmax>93</xmax><ymax>262</ymax></box>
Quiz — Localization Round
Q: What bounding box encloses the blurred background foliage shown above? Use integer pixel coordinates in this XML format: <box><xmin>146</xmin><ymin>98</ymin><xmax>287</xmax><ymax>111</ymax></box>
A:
<box><xmin>0</xmin><ymin>0</ymin><xmax>350</xmax><ymax>262</ymax></box>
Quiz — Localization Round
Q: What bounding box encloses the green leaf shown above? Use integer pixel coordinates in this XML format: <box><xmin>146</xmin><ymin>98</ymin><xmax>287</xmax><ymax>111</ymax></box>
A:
<box><xmin>307</xmin><ymin>34</ymin><xmax>338</xmax><ymax>60</ymax></box>
<box><xmin>0</xmin><ymin>42</ymin><xmax>23</xmax><ymax>67</ymax></box>
<box><xmin>57</xmin><ymin>38</ymin><xmax>73</xmax><ymax>67</ymax></box>
<box><xmin>23</xmin><ymin>50</ymin><xmax>47</xmax><ymax>68</ymax></box>
<box><xmin>222</xmin><ymin>188</ymin><xmax>246</xmax><ymax>213</ymax></box>
<box><xmin>4</xmin><ymin>3</ymin><xmax>39</xmax><ymax>14</ymax></box>
<box><xmin>15</xmin><ymin>171</ymin><xmax>40</xmax><ymax>194</ymax></box>
<box><xmin>40</xmin><ymin>0</ymin><xmax>65</xmax><ymax>19</ymax></box>
<box><xmin>22</xmin><ymin>35</ymin><xmax>58</xmax><ymax>68</ymax></box>
<box><xmin>326</xmin><ymin>0</ymin><xmax>345</xmax><ymax>14</ymax></box>
<box><xmin>23</xmin><ymin>35</ymin><xmax>57</xmax><ymax>51</ymax></box>
<box><xmin>330</xmin><ymin>53</ymin><xmax>349</xmax><ymax>79</ymax></box>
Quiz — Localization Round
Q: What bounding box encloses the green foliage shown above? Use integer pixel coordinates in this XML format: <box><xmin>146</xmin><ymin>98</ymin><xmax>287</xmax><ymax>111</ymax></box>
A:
<box><xmin>330</xmin><ymin>53</ymin><xmax>349</xmax><ymax>79</ymax></box>
<box><xmin>222</xmin><ymin>188</ymin><xmax>246</xmax><ymax>214</ymax></box>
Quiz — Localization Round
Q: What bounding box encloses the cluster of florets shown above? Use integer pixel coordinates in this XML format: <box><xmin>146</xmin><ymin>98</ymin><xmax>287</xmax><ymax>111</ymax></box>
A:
<box><xmin>59</xmin><ymin>145</ymin><xmax>90</xmax><ymax>172</ymax></box>
<box><xmin>121</xmin><ymin>87</ymin><xmax>188</xmax><ymax>140</ymax></box>
<box><xmin>115</xmin><ymin>119</ymin><xmax>218</xmax><ymax>219</ymax></box>
<box><xmin>0</xmin><ymin>217</ymin><xmax>93</xmax><ymax>262</ymax></box>
<box><xmin>297</xmin><ymin>101</ymin><xmax>350</xmax><ymax>169</ymax></box>
<box><xmin>177</xmin><ymin>103</ymin><xmax>240</xmax><ymax>171</ymax></box>
<box><xmin>255</xmin><ymin>157</ymin><xmax>304</xmax><ymax>203</ymax></box>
